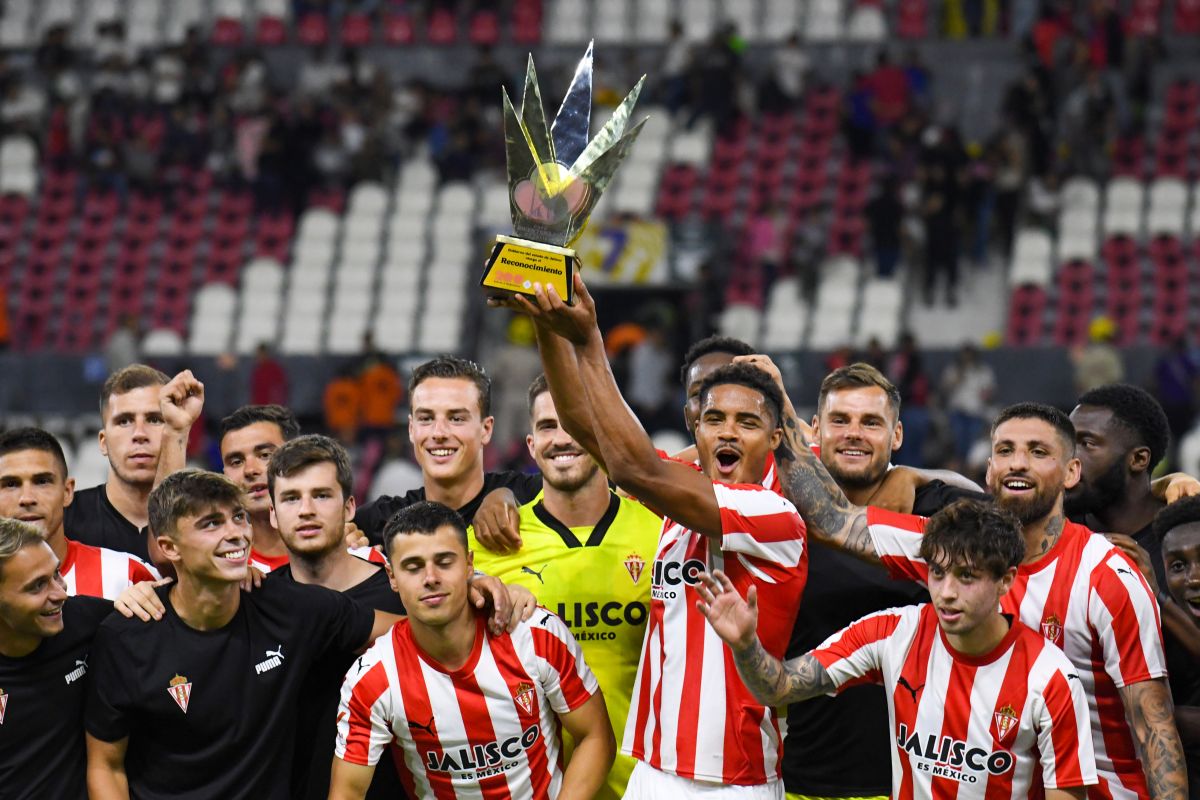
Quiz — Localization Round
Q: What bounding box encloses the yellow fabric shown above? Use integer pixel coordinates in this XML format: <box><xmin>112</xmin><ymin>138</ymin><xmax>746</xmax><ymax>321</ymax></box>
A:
<box><xmin>786</xmin><ymin>795</ymin><xmax>889</xmax><ymax>800</ymax></box>
<box><xmin>469</xmin><ymin>491</ymin><xmax>661</xmax><ymax>800</ymax></box>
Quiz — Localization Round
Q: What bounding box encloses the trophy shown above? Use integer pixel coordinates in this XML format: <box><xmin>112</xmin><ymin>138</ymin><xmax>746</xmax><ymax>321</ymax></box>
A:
<box><xmin>481</xmin><ymin>42</ymin><xmax>646</xmax><ymax>303</ymax></box>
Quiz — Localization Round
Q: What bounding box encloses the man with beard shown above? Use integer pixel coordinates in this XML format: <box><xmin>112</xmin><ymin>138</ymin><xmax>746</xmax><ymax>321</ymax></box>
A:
<box><xmin>771</xmin><ymin>400</ymin><xmax>1187</xmax><ymax>800</ymax></box>
<box><xmin>469</xmin><ymin>374</ymin><xmax>661</xmax><ymax>800</ymax></box>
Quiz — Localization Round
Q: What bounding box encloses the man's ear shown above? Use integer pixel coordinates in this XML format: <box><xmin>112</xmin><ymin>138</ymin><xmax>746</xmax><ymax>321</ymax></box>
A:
<box><xmin>98</xmin><ymin>429</ymin><xmax>108</xmax><ymax>458</ymax></box>
<box><xmin>480</xmin><ymin>416</ymin><xmax>495</xmax><ymax>446</ymax></box>
<box><xmin>891</xmin><ymin>419</ymin><xmax>904</xmax><ymax>452</ymax></box>
<box><xmin>1127</xmin><ymin>445</ymin><xmax>1152</xmax><ymax>475</ymax></box>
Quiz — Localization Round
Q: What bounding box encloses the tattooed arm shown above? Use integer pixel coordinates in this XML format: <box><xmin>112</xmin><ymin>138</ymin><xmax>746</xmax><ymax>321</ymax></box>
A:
<box><xmin>1120</xmin><ymin>679</ymin><xmax>1187</xmax><ymax>800</ymax></box>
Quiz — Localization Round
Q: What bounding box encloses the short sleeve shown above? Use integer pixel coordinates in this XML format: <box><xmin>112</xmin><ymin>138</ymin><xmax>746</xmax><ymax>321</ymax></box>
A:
<box><xmin>713</xmin><ymin>483</ymin><xmax>805</xmax><ymax>576</ymax></box>
<box><xmin>810</xmin><ymin>608</ymin><xmax>905</xmax><ymax>693</ymax></box>
<box><xmin>355</xmin><ymin>490</ymin><xmax>424</xmax><ymax>544</ymax></box>
<box><xmin>300</xmin><ymin>583</ymin><xmax>377</xmax><ymax>658</ymax></box>
<box><xmin>529</xmin><ymin>612</ymin><xmax>599</xmax><ymax>715</ymax></box>
<box><xmin>334</xmin><ymin>657</ymin><xmax>394</xmax><ymax>767</ymax></box>
<box><xmin>1035</xmin><ymin>665</ymin><xmax>1098</xmax><ymax>789</ymax></box>
<box><xmin>866</xmin><ymin>506</ymin><xmax>929</xmax><ymax>584</ymax></box>
<box><xmin>128</xmin><ymin>556</ymin><xmax>158</xmax><ymax>583</ymax></box>
<box><xmin>1088</xmin><ymin>550</ymin><xmax>1168</xmax><ymax>689</ymax></box>
<box><xmin>84</xmin><ymin>623</ymin><xmax>133</xmax><ymax>742</ymax></box>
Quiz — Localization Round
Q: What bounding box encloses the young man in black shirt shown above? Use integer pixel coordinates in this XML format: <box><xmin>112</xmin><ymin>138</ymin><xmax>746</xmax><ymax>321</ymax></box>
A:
<box><xmin>0</xmin><ymin>518</ymin><xmax>111</xmax><ymax>799</ymax></box>
<box><xmin>63</xmin><ymin>364</ymin><xmax>170</xmax><ymax>564</ymax></box>
<box><xmin>84</xmin><ymin>469</ymin><xmax>398</xmax><ymax>800</ymax></box>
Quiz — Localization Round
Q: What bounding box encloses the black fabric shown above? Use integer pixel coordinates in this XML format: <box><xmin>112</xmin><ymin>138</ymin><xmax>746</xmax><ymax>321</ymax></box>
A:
<box><xmin>782</xmin><ymin>479</ymin><xmax>983</xmax><ymax>796</ymax></box>
<box><xmin>269</xmin><ymin>564</ymin><xmax>407</xmax><ymax>800</ymax></box>
<box><xmin>85</xmin><ymin>579</ymin><xmax>374</xmax><ymax>800</ymax></box>
<box><xmin>63</xmin><ymin>484</ymin><xmax>151</xmax><ymax>562</ymax></box>
<box><xmin>0</xmin><ymin>596</ymin><xmax>112</xmax><ymax>800</ymax></box>
<box><xmin>531</xmin><ymin>491</ymin><xmax>621</xmax><ymax>548</ymax></box>
<box><xmin>355</xmin><ymin>470</ymin><xmax>544</xmax><ymax>544</ymax></box>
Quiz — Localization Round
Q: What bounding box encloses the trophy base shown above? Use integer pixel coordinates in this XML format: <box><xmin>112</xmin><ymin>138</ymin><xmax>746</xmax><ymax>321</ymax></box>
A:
<box><xmin>481</xmin><ymin>235</ymin><xmax>575</xmax><ymax>304</ymax></box>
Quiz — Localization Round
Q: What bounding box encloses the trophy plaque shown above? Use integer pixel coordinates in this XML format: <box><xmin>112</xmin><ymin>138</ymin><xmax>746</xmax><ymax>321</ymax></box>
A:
<box><xmin>481</xmin><ymin>43</ymin><xmax>646</xmax><ymax>303</ymax></box>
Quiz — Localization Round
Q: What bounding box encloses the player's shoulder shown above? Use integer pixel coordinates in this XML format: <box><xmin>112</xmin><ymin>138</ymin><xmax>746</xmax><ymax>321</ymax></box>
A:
<box><xmin>516</xmin><ymin>606</ymin><xmax>576</xmax><ymax>641</ymax></box>
<box><xmin>711</xmin><ymin>480</ymin><xmax>800</xmax><ymax>515</ymax></box>
<box><xmin>866</xmin><ymin>504</ymin><xmax>927</xmax><ymax>531</ymax></box>
<box><xmin>64</xmin><ymin>595</ymin><xmax>115</xmax><ymax>637</ymax></box>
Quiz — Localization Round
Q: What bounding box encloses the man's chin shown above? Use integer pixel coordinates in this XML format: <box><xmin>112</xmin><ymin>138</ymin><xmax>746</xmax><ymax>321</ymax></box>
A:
<box><xmin>826</xmin><ymin>465</ymin><xmax>886</xmax><ymax>490</ymax></box>
<box><xmin>113</xmin><ymin>466</ymin><xmax>157</xmax><ymax>490</ymax></box>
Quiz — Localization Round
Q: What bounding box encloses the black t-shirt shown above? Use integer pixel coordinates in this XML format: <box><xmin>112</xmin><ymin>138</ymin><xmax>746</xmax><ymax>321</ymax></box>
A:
<box><xmin>85</xmin><ymin>579</ymin><xmax>374</xmax><ymax>800</ymax></box>
<box><xmin>63</xmin><ymin>484</ymin><xmax>151</xmax><ymax>562</ymax></box>
<box><xmin>782</xmin><ymin>480</ymin><xmax>987</xmax><ymax>795</ymax></box>
<box><xmin>0</xmin><ymin>596</ymin><xmax>112</xmax><ymax>800</ymax></box>
<box><xmin>269</xmin><ymin>563</ymin><xmax>407</xmax><ymax>800</ymax></box>
<box><xmin>355</xmin><ymin>470</ymin><xmax>543</xmax><ymax>544</ymax></box>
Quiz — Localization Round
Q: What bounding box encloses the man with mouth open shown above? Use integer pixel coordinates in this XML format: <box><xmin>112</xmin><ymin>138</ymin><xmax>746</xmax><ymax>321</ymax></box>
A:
<box><xmin>492</xmin><ymin>273</ymin><xmax>807</xmax><ymax>799</ymax></box>
<box><xmin>695</xmin><ymin>499</ymin><xmax>1097</xmax><ymax>800</ymax></box>
<box><xmin>770</xmin><ymin>400</ymin><xmax>1187</xmax><ymax>800</ymax></box>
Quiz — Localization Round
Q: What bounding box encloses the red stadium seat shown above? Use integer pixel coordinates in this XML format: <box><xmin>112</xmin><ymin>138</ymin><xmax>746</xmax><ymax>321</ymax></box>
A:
<box><xmin>256</xmin><ymin>15</ymin><xmax>288</xmax><ymax>45</ymax></box>
<box><xmin>427</xmin><ymin>8</ymin><xmax>457</xmax><ymax>43</ymax></box>
<box><xmin>212</xmin><ymin>18</ymin><xmax>245</xmax><ymax>46</ymax></box>
<box><xmin>468</xmin><ymin>10</ymin><xmax>500</xmax><ymax>45</ymax></box>
<box><xmin>382</xmin><ymin>12</ymin><xmax>415</xmax><ymax>44</ymax></box>
<box><xmin>1005</xmin><ymin>286</ymin><xmax>1048</xmax><ymax>345</ymax></box>
<box><xmin>297</xmin><ymin>13</ymin><xmax>330</xmax><ymax>46</ymax></box>
<box><xmin>512</xmin><ymin>0</ymin><xmax>543</xmax><ymax>43</ymax></box>
<box><xmin>341</xmin><ymin>12</ymin><xmax>373</xmax><ymax>46</ymax></box>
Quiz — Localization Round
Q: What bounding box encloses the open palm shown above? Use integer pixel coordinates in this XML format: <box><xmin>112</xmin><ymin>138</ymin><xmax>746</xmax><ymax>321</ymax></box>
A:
<box><xmin>695</xmin><ymin>570</ymin><xmax>758</xmax><ymax>652</ymax></box>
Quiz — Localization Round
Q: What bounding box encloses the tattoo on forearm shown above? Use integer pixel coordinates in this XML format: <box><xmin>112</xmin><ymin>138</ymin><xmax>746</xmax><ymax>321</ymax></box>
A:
<box><xmin>1124</xmin><ymin>682</ymin><xmax>1187</xmax><ymax>800</ymax></box>
<box><xmin>732</xmin><ymin>643</ymin><xmax>836</xmax><ymax>706</ymax></box>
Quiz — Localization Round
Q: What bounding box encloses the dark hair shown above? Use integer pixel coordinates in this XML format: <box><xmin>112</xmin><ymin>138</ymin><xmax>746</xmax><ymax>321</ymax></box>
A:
<box><xmin>0</xmin><ymin>427</ymin><xmax>68</xmax><ymax>478</ymax></box>
<box><xmin>219</xmin><ymin>404</ymin><xmax>301</xmax><ymax>443</ymax></box>
<box><xmin>919</xmin><ymin>500</ymin><xmax>1025</xmax><ymax>578</ymax></box>
<box><xmin>697</xmin><ymin>363</ymin><xmax>784</xmax><ymax>428</ymax></box>
<box><xmin>149</xmin><ymin>469</ymin><xmax>244</xmax><ymax>538</ymax></box>
<box><xmin>100</xmin><ymin>364</ymin><xmax>169</xmax><ymax>416</ymax></box>
<box><xmin>410</xmin><ymin>356</ymin><xmax>492</xmax><ymax>417</ymax></box>
<box><xmin>382</xmin><ymin>501</ymin><xmax>469</xmax><ymax>560</ymax></box>
<box><xmin>1153</xmin><ymin>494</ymin><xmax>1200</xmax><ymax>544</ymax></box>
<box><xmin>817</xmin><ymin>362</ymin><xmax>902</xmax><ymax>420</ymax></box>
<box><xmin>0</xmin><ymin>518</ymin><xmax>48</xmax><ymax>580</ymax></box>
<box><xmin>267</xmin><ymin>434</ymin><xmax>353</xmax><ymax>500</ymax></box>
<box><xmin>991</xmin><ymin>402</ymin><xmax>1076</xmax><ymax>456</ymax></box>
<box><xmin>527</xmin><ymin>373</ymin><xmax>550</xmax><ymax>417</ymax></box>
<box><xmin>679</xmin><ymin>336</ymin><xmax>755</xmax><ymax>387</ymax></box>
<box><xmin>1076</xmin><ymin>384</ymin><xmax>1171</xmax><ymax>468</ymax></box>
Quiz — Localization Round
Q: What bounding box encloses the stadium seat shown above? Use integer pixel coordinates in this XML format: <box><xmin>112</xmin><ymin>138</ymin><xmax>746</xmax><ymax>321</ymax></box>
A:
<box><xmin>340</xmin><ymin>12</ymin><xmax>372</xmax><ymax>46</ymax></box>
<box><xmin>847</xmin><ymin>5</ymin><xmax>886</xmax><ymax>40</ymax></box>
<box><xmin>718</xmin><ymin>304</ymin><xmax>763</xmax><ymax>347</ymax></box>
<box><xmin>1009</xmin><ymin>229</ymin><xmax>1053</xmax><ymax>286</ymax></box>
<box><xmin>142</xmin><ymin>329</ymin><xmax>185</xmax><ymax>356</ymax></box>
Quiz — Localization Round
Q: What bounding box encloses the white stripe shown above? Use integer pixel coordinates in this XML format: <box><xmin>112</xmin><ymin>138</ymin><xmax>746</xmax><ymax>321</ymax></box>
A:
<box><xmin>722</xmin><ymin>532</ymin><xmax>803</xmax><ymax>568</ymax></box>
<box><xmin>712</xmin><ymin>482</ymin><xmax>799</xmax><ymax>516</ymax></box>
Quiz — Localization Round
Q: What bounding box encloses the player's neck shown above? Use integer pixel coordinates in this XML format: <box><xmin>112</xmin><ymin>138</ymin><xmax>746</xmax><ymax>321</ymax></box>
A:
<box><xmin>289</xmin><ymin>543</ymin><xmax>376</xmax><ymax>592</ymax></box>
<box><xmin>541</xmin><ymin>474</ymin><xmax>610</xmax><ymax>528</ymax></box>
<box><xmin>0</xmin><ymin>619</ymin><xmax>42</xmax><ymax>658</ymax></box>
<box><xmin>847</xmin><ymin>478</ymin><xmax>887</xmax><ymax>507</ymax></box>
<box><xmin>105</xmin><ymin>475</ymin><xmax>151</xmax><ymax>529</ymax></box>
<box><xmin>46</xmin><ymin>526</ymin><xmax>68</xmax><ymax>562</ymax></box>
<box><xmin>1021</xmin><ymin>506</ymin><xmax>1066</xmax><ymax>564</ymax></box>
<box><xmin>946</xmin><ymin>612</ymin><xmax>1011</xmax><ymax>657</ymax></box>
<box><xmin>424</xmin><ymin>467</ymin><xmax>486</xmax><ymax>513</ymax></box>
<box><xmin>170</xmin><ymin>574</ymin><xmax>241</xmax><ymax>631</ymax></box>
<box><xmin>1088</xmin><ymin>479</ymin><xmax>1160</xmax><ymax>538</ymax></box>
<box><xmin>250</xmin><ymin>515</ymin><xmax>287</xmax><ymax>557</ymax></box>
<box><xmin>410</xmin><ymin>606</ymin><xmax>478</xmax><ymax>672</ymax></box>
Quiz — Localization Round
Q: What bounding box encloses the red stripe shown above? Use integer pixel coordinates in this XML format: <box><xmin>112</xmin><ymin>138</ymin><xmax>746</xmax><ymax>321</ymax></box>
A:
<box><xmin>982</xmin><ymin>634</ymin><xmax>1035</xmax><ymax>799</ymax></box>
<box><xmin>1091</xmin><ymin>562</ymin><xmax>1154</xmax><ymax>685</ymax></box>
<box><xmin>892</xmin><ymin>611</ymin><xmax>936</xmax><ymax>800</ymax></box>
<box><xmin>73</xmin><ymin>542</ymin><xmax>104</xmax><ymax>598</ymax></box>
<box><xmin>932</xmin><ymin>655</ymin><xmax>976</xmax><ymax>797</ymax></box>
<box><xmin>344</xmin><ymin>661</ymin><xmax>390</xmax><ymax>766</ymax></box>
<box><xmin>487</xmin><ymin>633</ymin><xmax>552</xmax><ymax>799</ymax></box>
<box><xmin>529</xmin><ymin>627</ymin><xmax>591</xmax><ymax>711</ymax></box>
<box><xmin>393</xmin><ymin>627</ymin><xmax>458</xmax><ymax>799</ymax></box>
<box><xmin>453</xmin><ymin>671</ymin><xmax>515</xmax><ymax>800</ymax></box>
<box><xmin>647</xmin><ymin>602</ymin><xmax>666</xmax><ymax>768</ymax></box>
<box><xmin>128</xmin><ymin>558</ymin><xmax>154</xmax><ymax>583</ymax></box>
<box><xmin>673</xmin><ymin>548</ymin><xmax>708</xmax><ymax>778</ymax></box>
<box><xmin>721</xmin><ymin>649</ymin><xmax>767</xmax><ymax>784</ymax></box>
<box><xmin>1089</xmin><ymin>638</ymin><xmax>1147</xmax><ymax>796</ymax></box>
<box><xmin>1042</xmin><ymin>668</ymin><xmax>1085</xmax><ymax>788</ymax></box>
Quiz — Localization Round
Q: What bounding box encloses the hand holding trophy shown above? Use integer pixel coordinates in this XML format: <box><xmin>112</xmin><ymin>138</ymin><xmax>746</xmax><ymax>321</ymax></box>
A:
<box><xmin>481</xmin><ymin>42</ymin><xmax>646</xmax><ymax>305</ymax></box>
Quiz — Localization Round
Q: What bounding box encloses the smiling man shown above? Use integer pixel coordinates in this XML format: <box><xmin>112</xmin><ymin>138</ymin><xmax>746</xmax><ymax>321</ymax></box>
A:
<box><xmin>0</xmin><ymin>427</ymin><xmax>155</xmax><ymax>599</ymax></box>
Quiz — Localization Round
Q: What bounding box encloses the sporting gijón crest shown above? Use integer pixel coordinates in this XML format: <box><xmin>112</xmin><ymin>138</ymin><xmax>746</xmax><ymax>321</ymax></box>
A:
<box><xmin>623</xmin><ymin>553</ymin><xmax>645</xmax><ymax>584</ymax></box>
<box><xmin>512</xmin><ymin>682</ymin><xmax>535</xmax><ymax>715</ymax></box>
<box><xmin>1040</xmin><ymin>614</ymin><xmax>1063</xmax><ymax>645</ymax></box>
<box><xmin>993</xmin><ymin>704</ymin><xmax>1018</xmax><ymax>742</ymax></box>
<box><xmin>167</xmin><ymin>674</ymin><xmax>192</xmax><ymax>714</ymax></box>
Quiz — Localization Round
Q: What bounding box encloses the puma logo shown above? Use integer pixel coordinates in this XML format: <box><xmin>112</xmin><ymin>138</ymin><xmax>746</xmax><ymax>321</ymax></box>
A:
<box><xmin>897</xmin><ymin>676</ymin><xmax>925</xmax><ymax>703</ymax></box>
<box><xmin>1115</xmin><ymin>567</ymin><xmax>1134</xmax><ymax>577</ymax></box>
<box><xmin>538</xmin><ymin>612</ymin><xmax>552</xmax><ymax>626</ymax></box>
<box><xmin>408</xmin><ymin>716</ymin><xmax>436</xmax><ymax>736</ymax></box>
<box><xmin>1067</xmin><ymin>674</ymin><xmax>1080</xmax><ymax>682</ymax></box>
<box><xmin>521</xmin><ymin>564</ymin><xmax>549</xmax><ymax>584</ymax></box>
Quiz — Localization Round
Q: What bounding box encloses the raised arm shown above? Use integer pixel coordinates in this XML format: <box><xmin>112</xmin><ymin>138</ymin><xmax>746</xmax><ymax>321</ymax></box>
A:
<box><xmin>1119</xmin><ymin>679</ymin><xmax>1187</xmax><ymax>800</ymax></box>
<box><xmin>154</xmin><ymin>370</ymin><xmax>205</xmax><ymax>489</ymax></box>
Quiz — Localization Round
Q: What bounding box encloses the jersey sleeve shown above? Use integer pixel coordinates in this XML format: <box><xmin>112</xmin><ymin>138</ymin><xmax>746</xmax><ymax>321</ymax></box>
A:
<box><xmin>128</xmin><ymin>555</ymin><xmax>158</xmax><ymax>583</ymax></box>
<box><xmin>713</xmin><ymin>482</ymin><xmax>806</xmax><ymax>580</ymax></box>
<box><xmin>1034</xmin><ymin>662</ymin><xmax>1098</xmax><ymax>789</ymax></box>
<box><xmin>84</xmin><ymin>623</ymin><xmax>134</xmax><ymax>742</ymax></box>
<box><xmin>354</xmin><ymin>490</ymin><xmax>424</xmax><ymax>544</ymax></box>
<box><xmin>1087</xmin><ymin>549</ymin><xmax>1168</xmax><ymax>688</ymax></box>
<box><xmin>301</xmin><ymin>582</ymin><xmax>378</xmax><ymax>657</ymax></box>
<box><xmin>334</xmin><ymin>655</ymin><xmax>395</xmax><ymax>767</ymax></box>
<box><xmin>529</xmin><ymin>611</ymin><xmax>600</xmax><ymax>715</ymax></box>
<box><xmin>866</xmin><ymin>506</ymin><xmax>929</xmax><ymax>584</ymax></box>
<box><xmin>810</xmin><ymin>607</ymin><xmax>906</xmax><ymax>693</ymax></box>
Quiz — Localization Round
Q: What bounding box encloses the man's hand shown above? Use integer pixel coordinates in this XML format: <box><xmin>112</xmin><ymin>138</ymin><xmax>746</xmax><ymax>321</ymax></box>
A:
<box><xmin>503</xmin><ymin>583</ymin><xmax>537</xmax><ymax>630</ymax></box>
<box><xmin>695</xmin><ymin>570</ymin><xmax>759</xmax><ymax>653</ymax></box>
<box><xmin>871</xmin><ymin>467</ymin><xmax>920</xmax><ymax>513</ymax></box>
<box><xmin>114</xmin><ymin>577</ymin><xmax>173</xmax><ymax>622</ymax></box>
<box><xmin>490</xmin><ymin>272</ymin><xmax>598</xmax><ymax>346</ymax></box>
<box><xmin>468</xmin><ymin>573</ymin><xmax>514</xmax><ymax>634</ymax></box>
<box><xmin>1104</xmin><ymin>533</ymin><xmax>1159</xmax><ymax>594</ymax></box>
<box><xmin>240</xmin><ymin>566</ymin><xmax>265</xmax><ymax>592</ymax></box>
<box><xmin>731</xmin><ymin>354</ymin><xmax>803</xmax><ymax>428</ymax></box>
<box><xmin>344</xmin><ymin>520</ymin><xmax>370</xmax><ymax>550</ymax></box>
<box><xmin>159</xmin><ymin>370</ymin><xmax>205</xmax><ymax>432</ymax></box>
<box><xmin>1158</xmin><ymin>473</ymin><xmax>1200</xmax><ymax>504</ymax></box>
<box><xmin>473</xmin><ymin>488</ymin><xmax>523</xmax><ymax>553</ymax></box>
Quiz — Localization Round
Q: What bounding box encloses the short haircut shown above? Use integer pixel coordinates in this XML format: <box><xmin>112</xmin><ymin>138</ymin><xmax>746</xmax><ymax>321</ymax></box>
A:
<box><xmin>527</xmin><ymin>373</ymin><xmax>550</xmax><ymax>416</ymax></box>
<box><xmin>267</xmin><ymin>434</ymin><xmax>353</xmax><ymax>500</ymax></box>
<box><xmin>149</xmin><ymin>469</ymin><xmax>244</xmax><ymax>538</ymax></box>
<box><xmin>0</xmin><ymin>518</ymin><xmax>48</xmax><ymax>580</ymax></box>
<box><xmin>0</xmin><ymin>427</ymin><xmax>69</xmax><ymax>478</ymax></box>
<box><xmin>410</xmin><ymin>356</ymin><xmax>492</xmax><ymax>417</ymax></box>
<box><xmin>991</xmin><ymin>402</ymin><xmax>1076</xmax><ymax>456</ymax></box>
<box><xmin>100</xmin><ymin>364</ymin><xmax>169</xmax><ymax>416</ymax></box>
<box><xmin>697</xmin><ymin>363</ymin><xmax>784</xmax><ymax>428</ymax></box>
<box><xmin>679</xmin><ymin>335</ymin><xmax>755</xmax><ymax>386</ymax></box>
<box><xmin>382</xmin><ymin>500</ymin><xmax>469</xmax><ymax>560</ymax></box>
<box><xmin>817</xmin><ymin>362</ymin><xmax>902</xmax><ymax>420</ymax></box>
<box><xmin>919</xmin><ymin>500</ymin><xmax>1025</xmax><ymax>578</ymax></box>
<box><xmin>219</xmin><ymin>404</ymin><xmax>301</xmax><ymax>444</ymax></box>
<box><xmin>1152</xmin><ymin>494</ymin><xmax>1200</xmax><ymax>544</ymax></box>
<box><xmin>1076</xmin><ymin>384</ymin><xmax>1171</xmax><ymax>468</ymax></box>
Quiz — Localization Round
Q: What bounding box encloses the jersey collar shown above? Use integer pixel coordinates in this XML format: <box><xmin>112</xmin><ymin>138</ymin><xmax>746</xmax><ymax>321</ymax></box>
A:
<box><xmin>531</xmin><ymin>492</ymin><xmax>620</xmax><ymax>548</ymax></box>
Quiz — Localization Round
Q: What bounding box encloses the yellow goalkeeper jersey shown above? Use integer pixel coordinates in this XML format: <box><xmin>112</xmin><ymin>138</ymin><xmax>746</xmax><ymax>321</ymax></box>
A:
<box><xmin>469</xmin><ymin>490</ymin><xmax>660</xmax><ymax>800</ymax></box>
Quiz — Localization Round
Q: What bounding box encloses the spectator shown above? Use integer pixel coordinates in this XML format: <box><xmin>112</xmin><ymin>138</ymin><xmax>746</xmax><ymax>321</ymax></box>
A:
<box><xmin>888</xmin><ymin>332</ymin><xmax>931</xmax><ymax>466</ymax></box>
<box><xmin>1155</xmin><ymin>338</ymin><xmax>1200</xmax><ymax>468</ymax></box>
<box><xmin>627</xmin><ymin>324</ymin><xmax>675</xmax><ymax>433</ymax></box>
<box><xmin>866</xmin><ymin>176</ymin><xmax>903</xmax><ymax>277</ymax></box>
<box><xmin>919</xmin><ymin>150</ymin><xmax>960</xmax><ymax>306</ymax></box>
<box><xmin>249</xmin><ymin>343</ymin><xmax>289</xmax><ymax>407</ymax></box>
<box><xmin>1072</xmin><ymin>316</ymin><xmax>1125</xmax><ymax>394</ymax></box>
<box><xmin>760</xmin><ymin>32</ymin><xmax>808</xmax><ymax>114</ymax></box>
<box><xmin>941</xmin><ymin>344</ymin><xmax>996</xmax><ymax>470</ymax></box>
<box><xmin>323</xmin><ymin>366</ymin><xmax>362</xmax><ymax>445</ymax></box>
<box><xmin>359</xmin><ymin>353</ymin><xmax>404</xmax><ymax>447</ymax></box>
<box><xmin>843</xmin><ymin>71</ymin><xmax>877</xmax><ymax>159</ymax></box>
<box><xmin>744</xmin><ymin>202</ymin><xmax>785</xmax><ymax>290</ymax></box>
<box><xmin>990</xmin><ymin>121</ymin><xmax>1026</xmax><ymax>259</ymax></box>
<box><xmin>660</xmin><ymin>20</ymin><xmax>692</xmax><ymax>116</ymax></box>
<box><xmin>866</xmin><ymin>51</ymin><xmax>910</xmax><ymax>128</ymax></box>
<box><xmin>901</xmin><ymin>48</ymin><xmax>932</xmax><ymax>111</ymax></box>
<box><xmin>104</xmin><ymin>315</ymin><xmax>140</xmax><ymax>374</ymax></box>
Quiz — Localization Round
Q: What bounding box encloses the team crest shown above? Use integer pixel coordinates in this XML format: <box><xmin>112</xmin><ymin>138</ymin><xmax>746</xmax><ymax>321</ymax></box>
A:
<box><xmin>512</xmin><ymin>682</ymin><xmax>535</xmax><ymax>715</ymax></box>
<box><xmin>623</xmin><ymin>553</ymin><xmax>646</xmax><ymax>584</ymax></box>
<box><xmin>1040</xmin><ymin>614</ymin><xmax>1063</xmax><ymax>645</ymax></box>
<box><xmin>0</xmin><ymin>688</ymin><xmax>7</xmax><ymax>725</ymax></box>
<box><xmin>167</xmin><ymin>674</ymin><xmax>192</xmax><ymax>714</ymax></box>
<box><xmin>993</xmin><ymin>704</ymin><xmax>1018</xmax><ymax>742</ymax></box>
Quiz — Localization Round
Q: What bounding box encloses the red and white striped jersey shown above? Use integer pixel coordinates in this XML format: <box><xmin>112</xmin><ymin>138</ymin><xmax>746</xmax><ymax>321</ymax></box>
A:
<box><xmin>250</xmin><ymin>545</ymin><xmax>387</xmax><ymax>573</ymax></box>
<box><xmin>867</xmin><ymin>507</ymin><xmax>1166</xmax><ymax>800</ymax></box>
<box><xmin>812</xmin><ymin>603</ymin><xmax>1097</xmax><ymax>799</ymax></box>
<box><xmin>335</xmin><ymin>610</ymin><xmax>599</xmax><ymax>799</ymax></box>
<box><xmin>60</xmin><ymin>538</ymin><xmax>157</xmax><ymax>600</ymax></box>
<box><xmin>623</xmin><ymin>481</ymin><xmax>807</xmax><ymax>785</ymax></box>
